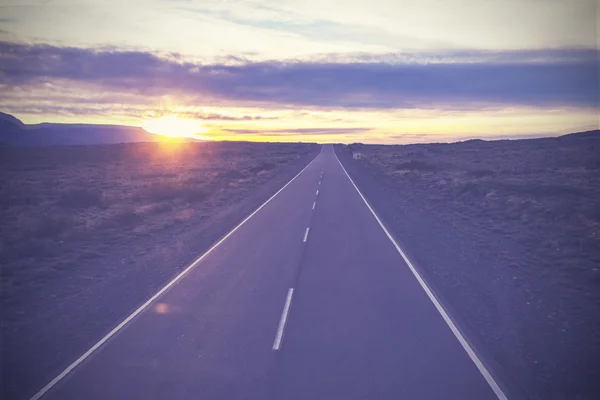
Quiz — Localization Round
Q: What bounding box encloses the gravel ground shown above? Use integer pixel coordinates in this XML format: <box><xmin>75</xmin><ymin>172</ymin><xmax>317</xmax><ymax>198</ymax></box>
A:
<box><xmin>335</xmin><ymin>134</ymin><xmax>600</xmax><ymax>400</ymax></box>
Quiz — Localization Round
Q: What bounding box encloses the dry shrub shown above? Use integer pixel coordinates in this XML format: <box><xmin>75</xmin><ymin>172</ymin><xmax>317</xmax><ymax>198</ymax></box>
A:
<box><xmin>23</xmin><ymin>214</ymin><xmax>73</xmax><ymax>239</ymax></box>
<box><xmin>249</xmin><ymin>162</ymin><xmax>276</xmax><ymax>174</ymax></box>
<box><xmin>218</xmin><ymin>170</ymin><xmax>245</xmax><ymax>180</ymax></box>
<box><xmin>58</xmin><ymin>188</ymin><xmax>104</xmax><ymax>209</ymax></box>
<box><xmin>138</xmin><ymin>171</ymin><xmax>178</xmax><ymax>179</ymax></box>
<box><xmin>467</xmin><ymin>169</ymin><xmax>496</xmax><ymax>178</ymax></box>
<box><xmin>139</xmin><ymin>182</ymin><xmax>209</xmax><ymax>203</ymax></box>
<box><xmin>395</xmin><ymin>160</ymin><xmax>440</xmax><ymax>171</ymax></box>
<box><xmin>105</xmin><ymin>207</ymin><xmax>143</xmax><ymax>228</ymax></box>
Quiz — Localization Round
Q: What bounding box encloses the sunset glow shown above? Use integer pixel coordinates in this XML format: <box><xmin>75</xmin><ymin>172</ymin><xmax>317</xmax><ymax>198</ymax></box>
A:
<box><xmin>142</xmin><ymin>116</ymin><xmax>207</xmax><ymax>139</ymax></box>
<box><xmin>0</xmin><ymin>0</ymin><xmax>597</xmax><ymax>143</ymax></box>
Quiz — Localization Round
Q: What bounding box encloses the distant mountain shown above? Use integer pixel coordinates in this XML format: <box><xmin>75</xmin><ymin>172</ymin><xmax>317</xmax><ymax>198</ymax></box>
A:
<box><xmin>559</xmin><ymin>129</ymin><xmax>600</xmax><ymax>139</ymax></box>
<box><xmin>0</xmin><ymin>112</ymin><xmax>161</xmax><ymax>146</ymax></box>
<box><xmin>0</xmin><ymin>111</ymin><xmax>26</xmax><ymax>129</ymax></box>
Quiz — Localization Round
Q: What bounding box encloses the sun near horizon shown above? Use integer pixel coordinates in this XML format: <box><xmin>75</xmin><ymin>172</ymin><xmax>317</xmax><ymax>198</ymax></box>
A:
<box><xmin>142</xmin><ymin>115</ymin><xmax>208</xmax><ymax>140</ymax></box>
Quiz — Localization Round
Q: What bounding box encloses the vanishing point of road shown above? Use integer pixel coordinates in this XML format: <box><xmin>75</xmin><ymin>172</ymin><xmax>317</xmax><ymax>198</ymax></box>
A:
<box><xmin>31</xmin><ymin>145</ymin><xmax>508</xmax><ymax>400</ymax></box>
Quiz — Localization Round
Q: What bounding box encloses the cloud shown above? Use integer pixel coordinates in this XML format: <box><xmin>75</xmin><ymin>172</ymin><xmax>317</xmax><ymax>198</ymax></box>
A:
<box><xmin>187</xmin><ymin>112</ymin><xmax>275</xmax><ymax>121</ymax></box>
<box><xmin>0</xmin><ymin>103</ymin><xmax>277</xmax><ymax>122</ymax></box>
<box><xmin>0</xmin><ymin>42</ymin><xmax>597</xmax><ymax>110</ymax></box>
<box><xmin>176</xmin><ymin>0</ymin><xmax>597</xmax><ymax>50</ymax></box>
<box><xmin>329</xmin><ymin>48</ymin><xmax>599</xmax><ymax>64</ymax></box>
<box><xmin>222</xmin><ymin>127</ymin><xmax>372</xmax><ymax>136</ymax></box>
<box><xmin>179</xmin><ymin>5</ymin><xmax>440</xmax><ymax>49</ymax></box>
<box><xmin>380</xmin><ymin>132</ymin><xmax>561</xmax><ymax>143</ymax></box>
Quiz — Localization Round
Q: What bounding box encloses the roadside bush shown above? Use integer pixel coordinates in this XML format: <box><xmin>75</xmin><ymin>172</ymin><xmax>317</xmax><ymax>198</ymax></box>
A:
<box><xmin>138</xmin><ymin>171</ymin><xmax>178</xmax><ymax>179</ymax></box>
<box><xmin>496</xmin><ymin>182</ymin><xmax>585</xmax><ymax>198</ymax></box>
<box><xmin>185</xmin><ymin>176</ymin><xmax>208</xmax><ymax>185</ymax></box>
<box><xmin>395</xmin><ymin>160</ymin><xmax>440</xmax><ymax>171</ymax></box>
<box><xmin>218</xmin><ymin>170</ymin><xmax>245</xmax><ymax>180</ymax></box>
<box><xmin>182</xmin><ymin>187</ymin><xmax>209</xmax><ymax>203</ymax></box>
<box><xmin>249</xmin><ymin>162</ymin><xmax>276</xmax><ymax>174</ymax></box>
<box><xmin>58</xmin><ymin>188</ymin><xmax>103</xmax><ymax>209</ymax></box>
<box><xmin>138</xmin><ymin>182</ymin><xmax>209</xmax><ymax>203</ymax></box>
<box><xmin>149</xmin><ymin>202</ymin><xmax>174</xmax><ymax>214</ymax></box>
<box><xmin>3</xmin><ymin>238</ymin><xmax>60</xmax><ymax>262</ymax></box>
<box><xmin>25</xmin><ymin>214</ymin><xmax>73</xmax><ymax>239</ymax></box>
<box><xmin>467</xmin><ymin>169</ymin><xmax>496</xmax><ymax>178</ymax></box>
<box><xmin>107</xmin><ymin>208</ymin><xmax>143</xmax><ymax>227</ymax></box>
<box><xmin>456</xmin><ymin>182</ymin><xmax>492</xmax><ymax>197</ymax></box>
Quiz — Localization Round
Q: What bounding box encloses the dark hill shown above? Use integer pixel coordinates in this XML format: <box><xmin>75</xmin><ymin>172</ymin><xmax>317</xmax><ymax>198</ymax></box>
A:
<box><xmin>0</xmin><ymin>112</ymin><xmax>160</xmax><ymax>146</ymax></box>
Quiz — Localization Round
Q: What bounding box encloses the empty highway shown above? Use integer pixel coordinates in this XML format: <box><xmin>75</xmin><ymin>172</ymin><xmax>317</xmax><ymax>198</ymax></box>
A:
<box><xmin>32</xmin><ymin>145</ymin><xmax>507</xmax><ymax>400</ymax></box>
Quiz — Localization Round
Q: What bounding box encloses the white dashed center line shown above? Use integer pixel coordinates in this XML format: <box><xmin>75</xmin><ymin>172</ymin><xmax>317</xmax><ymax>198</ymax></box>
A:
<box><xmin>312</xmin><ymin>201</ymin><xmax>316</xmax><ymax>210</ymax></box>
<box><xmin>272</xmin><ymin>288</ymin><xmax>294</xmax><ymax>350</ymax></box>
<box><xmin>303</xmin><ymin>227</ymin><xmax>310</xmax><ymax>242</ymax></box>
<box><xmin>316</xmin><ymin>189</ymin><xmax>319</xmax><ymax>196</ymax></box>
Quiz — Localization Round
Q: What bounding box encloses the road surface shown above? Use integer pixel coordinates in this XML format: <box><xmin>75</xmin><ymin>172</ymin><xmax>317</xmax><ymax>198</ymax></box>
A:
<box><xmin>32</xmin><ymin>145</ymin><xmax>506</xmax><ymax>400</ymax></box>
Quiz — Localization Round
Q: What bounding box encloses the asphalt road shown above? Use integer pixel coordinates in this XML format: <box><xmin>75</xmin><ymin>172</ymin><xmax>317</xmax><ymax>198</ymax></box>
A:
<box><xmin>33</xmin><ymin>145</ymin><xmax>506</xmax><ymax>400</ymax></box>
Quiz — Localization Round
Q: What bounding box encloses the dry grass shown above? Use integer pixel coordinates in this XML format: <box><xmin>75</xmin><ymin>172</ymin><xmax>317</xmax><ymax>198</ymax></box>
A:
<box><xmin>342</xmin><ymin>134</ymin><xmax>600</xmax><ymax>397</ymax></box>
<box><xmin>0</xmin><ymin>141</ymin><xmax>316</xmax><ymax>298</ymax></box>
<box><xmin>344</xmin><ymin>134</ymin><xmax>600</xmax><ymax>290</ymax></box>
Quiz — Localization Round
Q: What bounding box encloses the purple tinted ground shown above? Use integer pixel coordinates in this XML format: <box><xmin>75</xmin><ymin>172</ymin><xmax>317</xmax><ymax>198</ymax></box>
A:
<box><xmin>0</xmin><ymin>141</ymin><xmax>320</xmax><ymax>400</ymax></box>
<box><xmin>30</xmin><ymin>145</ymin><xmax>498</xmax><ymax>400</ymax></box>
<box><xmin>336</xmin><ymin>133</ymin><xmax>600</xmax><ymax>400</ymax></box>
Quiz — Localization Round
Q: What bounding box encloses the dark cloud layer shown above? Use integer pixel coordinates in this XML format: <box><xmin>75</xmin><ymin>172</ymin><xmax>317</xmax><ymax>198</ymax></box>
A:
<box><xmin>0</xmin><ymin>42</ymin><xmax>597</xmax><ymax>109</ymax></box>
<box><xmin>189</xmin><ymin>112</ymin><xmax>275</xmax><ymax>121</ymax></box>
<box><xmin>222</xmin><ymin>127</ymin><xmax>371</xmax><ymax>136</ymax></box>
<box><xmin>0</xmin><ymin>103</ymin><xmax>275</xmax><ymax>121</ymax></box>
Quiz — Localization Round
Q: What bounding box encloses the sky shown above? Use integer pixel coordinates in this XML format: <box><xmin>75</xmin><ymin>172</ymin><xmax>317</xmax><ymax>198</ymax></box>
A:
<box><xmin>0</xmin><ymin>0</ymin><xmax>598</xmax><ymax>143</ymax></box>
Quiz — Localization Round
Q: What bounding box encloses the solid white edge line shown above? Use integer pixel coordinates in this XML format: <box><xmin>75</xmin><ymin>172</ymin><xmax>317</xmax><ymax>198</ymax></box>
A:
<box><xmin>333</xmin><ymin>148</ymin><xmax>508</xmax><ymax>400</ymax></box>
<box><xmin>29</xmin><ymin>150</ymin><xmax>321</xmax><ymax>400</ymax></box>
<box><xmin>272</xmin><ymin>288</ymin><xmax>295</xmax><ymax>350</ymax></box>
<box><xmin>303</xmin><ymin>227</ymin><xmax>310</xmax><ymax>242</ymax></box>
<box><xmin>312</xmin><ymin>201</ymin><xmax>316</xmax><ymax>210</ymax></box>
